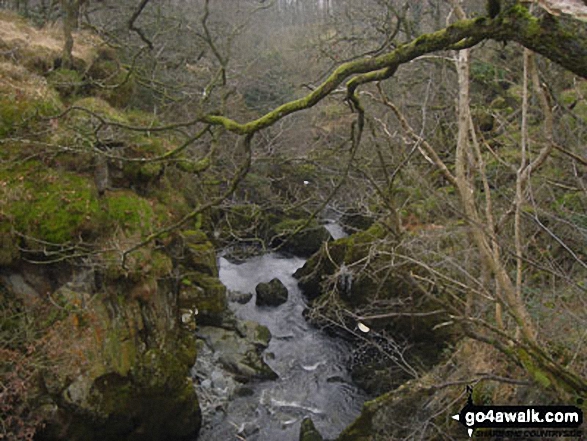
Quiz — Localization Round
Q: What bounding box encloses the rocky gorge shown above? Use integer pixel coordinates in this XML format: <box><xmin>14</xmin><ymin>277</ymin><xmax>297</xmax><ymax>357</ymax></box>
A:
<box><xmin>2</xmin><ymin>6</ymin><xmax>586</xmax><ymax>441</ymax></box>
<box><xmin>0</xmin><ymin>13</ymin><xmax>367</xmax><ymax>439</ymax></box>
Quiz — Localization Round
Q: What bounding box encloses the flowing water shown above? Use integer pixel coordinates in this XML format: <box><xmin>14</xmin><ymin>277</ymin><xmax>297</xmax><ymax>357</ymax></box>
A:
<box><xmin>195</xmin><ymin>250</ymin><xmax>367</xmax><ymax>440</ymax></box>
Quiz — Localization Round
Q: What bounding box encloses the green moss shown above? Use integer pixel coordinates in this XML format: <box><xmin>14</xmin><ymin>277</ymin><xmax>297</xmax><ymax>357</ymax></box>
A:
<box><xmin>185</xmin><ymin>241</ymin><xmax>217</xmax><ymax>275</ymax></box>
<box><xmin>151</xmin><ymin>183</ymin><xmax>190</xmax><ymax>219</ymax></box>
<box><xmin>69</xmin><ymin>97</ymin><xmax>129</xmax><ymax>125</ymax></box>
<box><xmin>339</xmin><ymin>222</ymin><xmax>387</xmax><ymax>262</ymax></box>
<box><xmin>0</xmin><ymin>228</ymin><xmax>19</xmax><ymax>266</ymax></box>
<box><xmin>273</xmin><ymin>218</ymin><xmax>308</xmax><ymax>234</ymax></box>
<box><xmin>103</xmin><ymin>333</ymin><xmax>137</xmax><ymax>376</ymax></box>
<box><xmin>255</xmin><ymin>325</ymin><xmax>271</xmax><ymax>347</ymax></box>
<box><xmin>299</xmin><ymin>417</ymin><xmax>324</xmax><ymax>441</ymax></box>
<box><xmin>0</xmin><ymin>62</ymin><xmax>63</xmax><ymax>136</ymax></box>
<box><xmin>124</xmin><ymin>109</ymin><xmax>160</xmax><ymax>126</ymax></box>
<box><xmin>101</xmin><ymin>191</ymin><xmax>156</xmax><ymax>235</ymax></box>
<box><xmin>176</xmin><ymin>332</ymin><xmax>198</xmax><ymax>368</ymax></box>
<box><xmin>179</xmin><ymin>272</ymin><xmax>226</xmax><ymax>325</ymax></box>
<box><xmin>47</xmin><ymin>68</ymin><xmax>83</xmax><ymax>99</ymax></box>
<box><xmin>271</xmin><ymin>218</ymin><xmax>331</xmax><ymax>256</ymax></box>
<box><xmin>516</xmin><ymin>348</ymin><xmax>552</xmax><ymax>389</ymax></box>
<box><xmin>176</xmin><ymin>156</ymin><xmax>212</xmax><ymax>174</ymax></box>
<box><xmin>122</xmin><ymin>161</ymin><xmax>163</xmax><ymax>183</ymax></box>
<box><xmin>0</xmin><ymin>163</ymin><xmax>99</xmax><ymax>243</ymax></box>
<box><xmin>78</xmin><ymin>347</ymin><xmax>200</xmax><ymax>439</ymax></box>
<box><xmin>86</xmin><ymin>60</ymin><xmax>135</xmax><ymax>109</ymax></box>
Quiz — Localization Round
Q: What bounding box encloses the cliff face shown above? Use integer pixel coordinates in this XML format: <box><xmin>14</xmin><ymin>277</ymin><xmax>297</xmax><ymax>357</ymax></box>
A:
<box><xmin>7</xmin><ymin>264</ymin><xmax>203</xmax><ymax>441</ymax></box>
<box><xmin>0</xmin><ymin>11</ymin><xmax>224</xmax><ymax>440</ymax></box>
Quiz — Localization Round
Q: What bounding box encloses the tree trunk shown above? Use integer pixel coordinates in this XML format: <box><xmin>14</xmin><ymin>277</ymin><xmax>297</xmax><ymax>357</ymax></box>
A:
<box><xmin>61</xmin><ymin>0</ymin><xmax>80</xmax><ymax>69</ymax></box>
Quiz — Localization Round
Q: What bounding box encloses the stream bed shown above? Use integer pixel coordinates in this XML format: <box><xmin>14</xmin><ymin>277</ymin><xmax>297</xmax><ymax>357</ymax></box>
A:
<box><xmin>193</xmin><ymin>251</ymin><xmax>367</xmax><ymax>440</ymax></box>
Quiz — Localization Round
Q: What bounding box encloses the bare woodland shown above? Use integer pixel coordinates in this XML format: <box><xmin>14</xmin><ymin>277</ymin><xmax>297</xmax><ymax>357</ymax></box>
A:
<box><xmin>1</xmin><ymin>0</ymin><xmax>587</xmax><ymax>439</ymax></box>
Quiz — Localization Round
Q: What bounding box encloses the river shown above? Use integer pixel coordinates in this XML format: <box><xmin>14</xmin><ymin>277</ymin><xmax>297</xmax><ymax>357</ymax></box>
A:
<box><xmin>194</xmin><ymin>234</ymin><xmax>367</xmax><ymax>440</ymax></box>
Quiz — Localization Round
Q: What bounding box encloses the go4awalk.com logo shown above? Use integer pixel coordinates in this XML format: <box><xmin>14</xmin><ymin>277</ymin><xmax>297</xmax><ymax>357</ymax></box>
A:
<box><xmin>452</xmin><ymin>386</ymin><xmax>584</xmax><ymax>438</ymax></box>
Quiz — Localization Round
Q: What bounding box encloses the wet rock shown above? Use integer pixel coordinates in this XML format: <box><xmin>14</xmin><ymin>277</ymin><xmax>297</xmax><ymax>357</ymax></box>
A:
<box><xmin>341</xmin><ymin>209</ymin><xmax>375</xmax><ymax>233</ymax></box>
<box><xmin>272</xmin><ymin>219</ymin><xmax>332</xmax><ymax>257</ymax></box>
<box><xmin>255</xmin><ymin>278</ymin><xmax>288</xmax><ymax>307</ymax></box>
<box><xmin>235</xmin><ymin>386</ymin><xmax>255</xmax><ymax>397</ymax></box>
<box><xmin>198</xmin><ymin>324</ymin><xmax>277</xmax><ymax>382</ymax></box>
<box><xmin>299</xmin><ymin>417</ymin><xmax>324</xmax><ymax>441</ymax></box>
<box><xmin>235</xmin><ymin>319</ymin><xmax>272</xmax><ymax>348</ymax></box>
<box><xmin>326</xmin><ymin>375</ymin><xmax>345</xmax><ymax>384</ymax></box>
<box><xmin>238</xmin><ymin>421</ymin><xmax>260</xmax><ymax>438</ymax></box>
<box><xmin>182</xmin><ymin>230</ymin><xmax>217</xmax><ymax>276</ymax></box>
<box><xmin>228</xmin><ymin>290</ymin><xmax>253</xmax><ymax>304</ymax></box>
<box><xmin>179</xmin><ymin>272</ymin><xmax>227</xmax><ymax>326</ymax></box>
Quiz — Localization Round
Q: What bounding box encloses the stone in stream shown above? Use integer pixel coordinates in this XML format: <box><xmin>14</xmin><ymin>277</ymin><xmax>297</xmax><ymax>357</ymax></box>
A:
<box><xmin>227</xmin><ymin>290</ymin><xmax>253</xmax><ymax>304</ymax></box>
<box><xmin>255</xmin><ymin>277</ymin><xmax>288</xmax><ymax>306</ymax></box>
<box><xmin>299</xmin><ymin>417</ymin><xmax>324</xmax><ymax>441</ymax></box>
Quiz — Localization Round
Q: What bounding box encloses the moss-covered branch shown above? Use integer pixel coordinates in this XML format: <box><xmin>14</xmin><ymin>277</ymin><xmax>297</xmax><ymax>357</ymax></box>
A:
<box><xmin>199</xmin><ymin>16</ymin><xmax>501</xmax><ymax>135</ymax></box>
<box><xmin>195</xmin><ymin>6</ymin><xmax>587</xmax><ymax>137</ymax></box>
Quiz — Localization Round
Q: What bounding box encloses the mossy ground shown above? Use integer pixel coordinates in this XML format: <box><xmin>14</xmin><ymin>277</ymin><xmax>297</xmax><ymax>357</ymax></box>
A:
<box><xmin>0</xmin><ymin>61</ymin><xmax>63</xmax><ymax>136</ymax></box>
<box><xmin>0</xmin><ymin>162</ymin><xmax>99</xmax><ymax>244</ymax></box>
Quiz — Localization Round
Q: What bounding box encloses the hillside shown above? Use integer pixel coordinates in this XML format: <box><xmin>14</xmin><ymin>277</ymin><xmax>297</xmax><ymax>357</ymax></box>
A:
<box><xmin>0</xmin><ymin>11</ymin><xmax>209</xmax><ymax>440</ymax></box>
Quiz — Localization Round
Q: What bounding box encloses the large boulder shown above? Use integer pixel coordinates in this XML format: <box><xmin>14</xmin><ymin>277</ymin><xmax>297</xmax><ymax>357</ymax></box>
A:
<box><xmin>255</xmin><ymin>278</ymin><xmax>288</xmax><ymax>307</ymax></box>
<box><xmin>271</xmin><ymin>219</ymin><xmax>332</xmax><ymax>257</ymax></box>
<box><xmin>294</xmin><ymin>222</ymin><xmax>388</xmax><ymax>301</ymax></box>
<box><xmin>341</xmin><ymin>209</ymin><xmax>375</xmax><ymax>233</ymax></box>
<box><xmin>198</xmin><ymin>321</ymin><xmax>277</xmax><ymax>382</ymax></box>
<box><xmin>336</xmin><ymin>339</ymin><xmax>539</xmax><ymax>441</ymax></box>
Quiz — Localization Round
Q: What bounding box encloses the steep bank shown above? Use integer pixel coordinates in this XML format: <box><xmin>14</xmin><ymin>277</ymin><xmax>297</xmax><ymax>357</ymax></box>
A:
<box><xmin>0</xmin><ymin>12</ymin><xmax>217</xmax><ymax>439</ymax></box>
<box><xmin>294</xmin><ymin>221</ymin><xmax>585</xmax><ymax>440</ymax></box>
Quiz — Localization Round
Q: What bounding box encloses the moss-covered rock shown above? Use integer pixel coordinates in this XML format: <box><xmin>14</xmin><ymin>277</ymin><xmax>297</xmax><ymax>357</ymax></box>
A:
<box><xmin>294</xmin><ymin>222</ymin><xmax>388</xmax><ymax>300</ymax></box>
<box><xmin>299</xmin><ymin>417</ymin><xmax>324</xmax><ymax>441</ymax></box>
<box><xmin>34</xmin><ymin>276</ymin><xmax>201</xmax><ymax>441</ymax></box>
<box><xmin>341</xmin><ymin>209</ymin><xmax>375</xmax><ymax>233</ymax></box>
<box><xmin>0</xmin><ymin>14</ymin><xmax>204</xmax><ymax>441</ymax></box>
<box><xmin>182</xmin><ymin>230</ymin><xmax>218</xmax><ymax>276</ymax></box>
<box><xmin>198</xmin><ymin>324</ymin><xmax>277</xmax><ymax>382</ymax></box>
<box><xmin>255</xmin><ymin>277</ymin><xmax>288</xmax><ymax>307</ymax></box>
<box><xmin>46</xmin><ymin>68</ymin><xmax>83</xmax><ymax>99</ymax></box>
<box><xmin>336</xmin><ymin>380</ymin><xmax>433</xmax><ymax>441</ymax></box>
<box><xmin>85</xmin><ymin>58</ymin><xmax>135</xmax><ymax>108</ymax></box>
<box><xmin>0</xmin><ymin>61</ymin><xmax>63</xmax><ymax>136</ymax></box>
<box><xmin>336</xmin><ymin>338</ymin><xmax>561</xmax><ymax>441</ymax></box>
<box><xmin>271</xmin><ymin>218</ymin><xmax>332</xmax><ymax>257</ymax></box>
<box><xmin>296</xmin><ymin>222</ymin><xmax>456</xmax><ymax>394</ymax></box>
<box><xmin>179</xmin><ymin>272</ymin><xmax>227</xmax><ymax>326</ymax></box>
<box><xmin>0</xmin><ymin>162</ymin><xmax>100</xmax><ymax>244</ymax></box>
